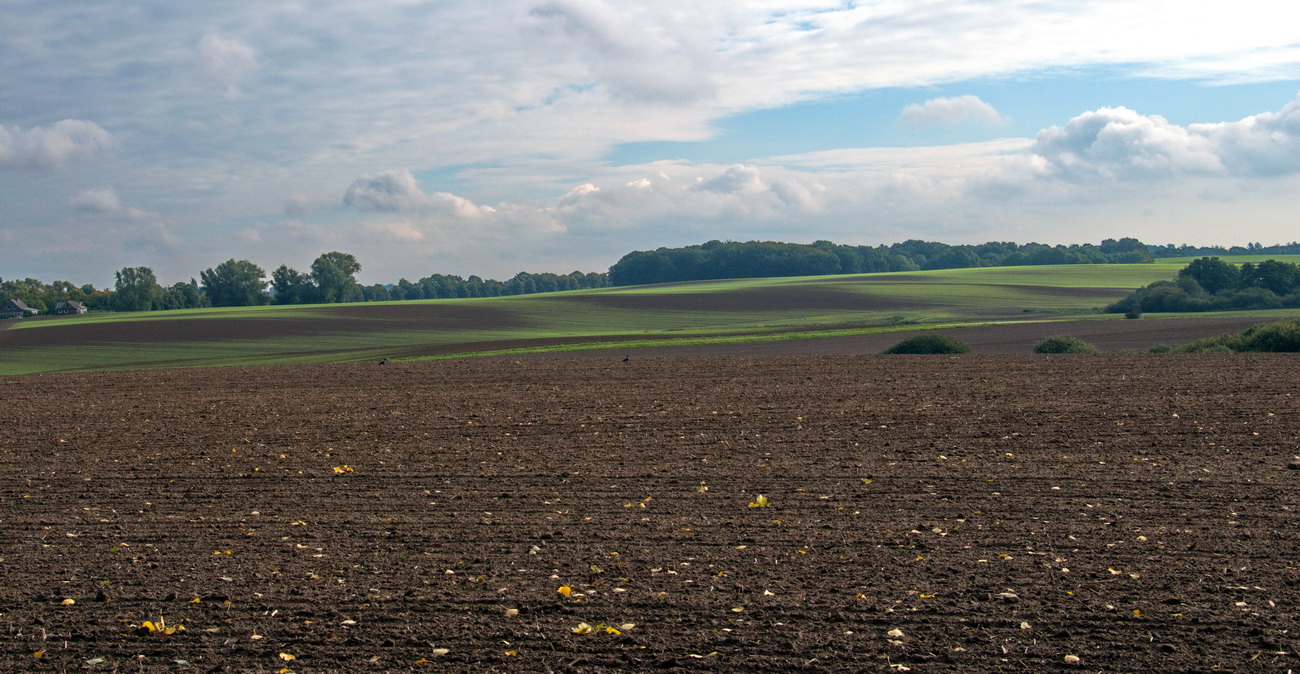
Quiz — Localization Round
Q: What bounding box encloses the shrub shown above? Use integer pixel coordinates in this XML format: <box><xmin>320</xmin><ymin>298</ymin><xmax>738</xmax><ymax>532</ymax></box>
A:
<box><xmin>1124</xmin><ymin>303</ymin><xmax>1142</xmax><ymax>319</ymax></box>
<box><xmin>1033</xmin><ymin>336</ymin><xmax>1100</xmax><ymax>354</ymax></box>
<box><xmin>882</xmin><ymin>333</ymin><xmax>971</xmax><ymax>354</ymax></box>
<box><xmin>1148</xmin><ymin>343</ymin><xmax>1174</xmax><ymax>354</ymax></box>
<box><xmin>1240</xmin><ymin>320</ymin><xmax>1300</xmax><ymax>352</ymax></box>
<box><xmin>1173</xmin><ymin>334</ymin><xmax>1246</xmax><ymax>353</ymax></box>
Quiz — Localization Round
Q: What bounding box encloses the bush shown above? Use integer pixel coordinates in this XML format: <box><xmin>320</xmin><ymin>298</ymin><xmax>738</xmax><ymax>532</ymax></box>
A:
<box><xmin>1240</xmin><ymin>320</ymin><xmax>1300</xmax><ymax>352</ymax></box>
<box><xmin>1172</xmin><ymin>334</ymin><xmax>1247</xmax><ymax>353</ymax></box>
<box><xmin>1033</xmin><ymin>336</ymin><xmax>1100</xmax><ymax>354</ymax></box>
<box><xmin>882</xmin><ymin>333</ymin><xmax>972</xmax><ymax>354</ymax></box>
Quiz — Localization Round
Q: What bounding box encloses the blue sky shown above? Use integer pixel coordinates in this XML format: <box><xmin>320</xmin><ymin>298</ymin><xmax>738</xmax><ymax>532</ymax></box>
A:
<box><xmin>2</xmin><ymin>1</ymin><xmax>1300</xmax><ymax>286</ymax></box>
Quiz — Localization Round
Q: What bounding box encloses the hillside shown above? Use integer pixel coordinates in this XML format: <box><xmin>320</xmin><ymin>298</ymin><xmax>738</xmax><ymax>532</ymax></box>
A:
<box><xmin>3</xmin><ymin>261</ymin><xmax>1298</xmax><ymax>374</ymax></box>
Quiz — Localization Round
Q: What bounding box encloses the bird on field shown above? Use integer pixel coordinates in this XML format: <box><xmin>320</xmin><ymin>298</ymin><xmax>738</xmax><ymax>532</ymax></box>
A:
<box><xmin>622</xmin><ymin>355</ymin><xmax>630</xmax><ymax>362</ymax></box>
<box><xmin>379</xmin><ymin>358</ymin><xmax>388</xmax><ymax>365</ymax></box>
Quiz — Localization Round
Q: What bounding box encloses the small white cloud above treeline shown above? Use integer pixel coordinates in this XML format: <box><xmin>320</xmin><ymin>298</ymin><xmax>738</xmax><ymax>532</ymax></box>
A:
<box><xmin>899</xmin><ymin>96</ymin><xmax>1006</xmax><ymax>128</ymax></box>
<box><xmin>0</xmin><ymin>120</ymin><xmax>115</xmax><ymax>171</ymax></box>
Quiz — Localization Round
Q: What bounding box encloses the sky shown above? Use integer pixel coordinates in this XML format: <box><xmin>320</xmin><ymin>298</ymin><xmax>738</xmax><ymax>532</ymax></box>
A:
<box><xmin>2</xmin><ymin>1</ymin><xmax>1300</xmax><ymax>287</ymax></box>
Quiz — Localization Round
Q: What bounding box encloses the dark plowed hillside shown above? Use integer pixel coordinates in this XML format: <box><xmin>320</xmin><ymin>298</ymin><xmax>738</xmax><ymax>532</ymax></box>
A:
<box><xmin>0</xmin><ymin>303</ymin><xmax>523</xmax><ymax>350</ymax></box>
<box><xmin>2</xmin><ymin>356</ymin><xmax>1298</xmax><ymax>672</ymax></box>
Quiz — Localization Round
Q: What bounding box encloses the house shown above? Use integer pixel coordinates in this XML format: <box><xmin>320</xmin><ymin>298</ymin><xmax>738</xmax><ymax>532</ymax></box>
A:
<box><xmin>54</xmin><ymin>300</ymin><xmax>87</xmax><ymax>315</ymax></box>
<box><xmin>1</xmin><ymin>299</ymin><xmax>40</xmax><ymax>319</ymax></box>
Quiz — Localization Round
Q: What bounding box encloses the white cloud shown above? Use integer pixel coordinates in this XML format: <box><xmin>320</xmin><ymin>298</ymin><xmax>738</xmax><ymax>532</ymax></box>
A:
<box><xmin>1023</xmin><ymin>94</ymin><xmax>1300</xmax><ymax>181</ymax></box>
<box><xmin>1194</xmin><ymin>95</ymin><xmax>1300</xmax><ymax>176</ymax></box>
<box><xmin>343</xmin><ymin>169</ymin><xmax>429</xmax><ymax>212</ymax></box>
<box><xmin>199</xmin><ymin>33</ymin><xmax>258</xmax><ymax>92</ymax></box>
<box><xmin>0</xmin><ymin>120</ymin><xmax>114</xmax><ymax>170</ymax></box>
<box><xmin>72</xmin><ymin>187</ymin><xmax>154</xmax><ymax>222</ymax></box>
<box><xmin>693</xmin><ymin>164</ymin><xmax>765</xmax><ymax>194</ymax></box>
<box><xmin>73</xmin><ymin>187</ymin><xmax>123</xmax><ymax>213</ymax></box>
<box><xmin>899</xmin><ymin>96</ymin><xmax>1006</xmax><ymax>128</ymax></box>
<box><xmin>530</xmin><ymin>0</ymin><xmax>716</xmax><ymax>104</ymax></box>
<box><xmin>343</xmin><ymin>169</ymin><xmax>494</xmax><ymax>218</ymax></box>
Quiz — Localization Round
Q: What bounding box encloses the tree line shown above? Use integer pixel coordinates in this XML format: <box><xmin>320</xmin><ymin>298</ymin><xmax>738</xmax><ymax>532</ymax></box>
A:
<box><xmin>608</xmin><ymin>238</ymin><xmax>1153</xmax><ymax>286</ymax></box>
<box><xmin>2</xmin><ymin>251</ymin><xmax>609</xmax><ymax>314</ymax></box>
<box><xmin>6</xmin><ymin>238</ymin><xmax>1298</xmax><ymax>315</ymax></box>
<box><xmin>1150</xmin><ymin>241</ymin><xmax>1300</xmax><ymax>258</ymax></box>
<box><xmin>1107</xmin><ymin>257</ymin><xmax>1300</xmax><ymax>314</ymax></box>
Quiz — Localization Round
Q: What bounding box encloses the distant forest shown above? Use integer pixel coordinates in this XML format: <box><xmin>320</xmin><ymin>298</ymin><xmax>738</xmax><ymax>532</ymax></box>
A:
<box><xmin>608</xmin><ymin>238</ymin><xmax>1156</xmax><ymax>285</ymax></box>
<box><xmin>5</xmin><ymin>238</ymin><xmax>1300</xmax><ymax>315</ymax></box>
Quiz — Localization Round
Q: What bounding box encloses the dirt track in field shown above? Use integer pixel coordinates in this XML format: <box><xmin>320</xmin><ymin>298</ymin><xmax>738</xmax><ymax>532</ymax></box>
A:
<box><xmin>2</xmin><ymin>355</ymin><xmax>1299</xmax><ymax>672</ymax></box>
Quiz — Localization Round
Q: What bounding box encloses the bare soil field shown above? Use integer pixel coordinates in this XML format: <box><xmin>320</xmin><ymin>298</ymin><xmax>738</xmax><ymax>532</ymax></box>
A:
<box><xmin>2</xmin><ymin>355</ymin><xmax>1299</xmax><ymax>672</ymax></box>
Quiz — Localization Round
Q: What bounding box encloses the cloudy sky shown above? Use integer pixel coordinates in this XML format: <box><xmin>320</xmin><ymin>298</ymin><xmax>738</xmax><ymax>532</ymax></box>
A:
<box><xmin>3</xmin><ymin>1</ymin><xmax>1300</xmax><ymax>286</ymax></box>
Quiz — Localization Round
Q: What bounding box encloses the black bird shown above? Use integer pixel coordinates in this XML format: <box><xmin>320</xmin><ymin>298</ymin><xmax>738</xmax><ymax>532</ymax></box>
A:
<box><xmin>622</xmin><ymin>355</ymin><xmax>630</xmax><ymax>362</ymax></box>
<box><xmin>379</xmin><ymin>358</ymin><xmax>388</xmax><ymax>365</ymax></box>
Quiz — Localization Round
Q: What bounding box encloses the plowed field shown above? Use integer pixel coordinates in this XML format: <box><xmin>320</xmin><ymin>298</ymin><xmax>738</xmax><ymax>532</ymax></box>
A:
<box><xmin>2</xmin><ymin>355</ymin><xmax>1299</xmax><ymax>672</ymax></box>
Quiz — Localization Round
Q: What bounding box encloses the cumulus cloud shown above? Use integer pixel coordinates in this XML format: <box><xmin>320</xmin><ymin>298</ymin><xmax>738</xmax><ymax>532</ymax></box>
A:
<box><xmin>343</xmin><ymin>170</ymin><xmax>427</xmax><ymax>212</ymax></box>
<box><xmin>1194</xmin><ymin>95</ymin><xmax>1300</xmax><ymax>176</ymax></box>
<box><xmin>0</xmin><ymin>120</ymin><xmax>114</xmax><ymax>170</ymax></box>
<box><xmin>693</xmin><ymin>164</ymin><xmax>764</xmax><ymax>194</ymax></box>
<box><xmin>1025</xmin><ymin>96</ymin><xmax>1300</xmax><ymax>181</ymax></box>
<box><xmin>899</xmin><ymin>96</ymin><xmax>1006</xmax><ymax>128</ymax></box>
<box><xmin>552</xmin><ymin>163</ymin><xmax>827</xmax><ymax>234</ymax></box>
<box><xmin>343</xmin><ymin>169</ymin><xmax>494</xmax><ymax>218</ymax></box>
<box><xmin>1029</xmin><ymin>107</ymin><xmax>1223</xmax><ymax>180</ymax></box>
<box><xmin>199</xmin><ymin>33</ymin><xmax>258</xmax><ymax>90</ymax></box>
<box><xmin>72</xmin><ymin>187</ymin><xmax>156</xmax><ymax>222</ymax></box>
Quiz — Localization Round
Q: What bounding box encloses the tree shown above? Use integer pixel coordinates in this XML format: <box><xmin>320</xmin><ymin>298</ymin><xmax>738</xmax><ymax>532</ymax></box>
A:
<box><xmin>362</xmin><ymin>284</ymin><xmax>391</xmax><ymax>302</ymax></box>
<box><xmin>200</xmin><ymin>259</ymin><xmax>269</xmax><ymax>307</ymax></box>
<box><xmin>1241</xmin><ymin>259</ymin><xmax>1299</xmax><ymax>296</ymax></box>
<box><xmin>310</xmin><ymin>252</ymin><xmax>361</xmax><ymax>303</ymax></box>
<box><xmin>113</xmin><ymin>267</ymin><xmax>162</xmax><ymax>312</ymax></box>
<box><xmin>161</xmin><ymin>280</ymin><xmax>204</xmax><ymax>310</ymax></box>
<box><xmin>1178</xmin><ymin>257</ymin><xmax>1240</xmax><ymax>294</ymax></box>
<box><xmin>270</xmin><ymin>265</ymin><xmax>312</xmax><ymax>305</ymax></box>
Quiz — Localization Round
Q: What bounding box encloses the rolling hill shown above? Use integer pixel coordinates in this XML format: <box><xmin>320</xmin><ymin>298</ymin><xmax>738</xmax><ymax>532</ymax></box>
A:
<box><xmin>3</xmin><ymin>260</ymin><xmax>1297</xmax><ymax>374</ymax></box>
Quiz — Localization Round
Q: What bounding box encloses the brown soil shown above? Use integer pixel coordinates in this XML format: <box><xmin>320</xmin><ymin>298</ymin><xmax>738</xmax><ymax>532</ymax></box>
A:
<box><xmin>2</xmin><ymin>355</ymin><xmax>1299</xmax><ymax>672</ymax></box>
<box><xmin>529</xmin><ymin>316</ymin><xmax>1279</xmax><ymax>358</ymax></box>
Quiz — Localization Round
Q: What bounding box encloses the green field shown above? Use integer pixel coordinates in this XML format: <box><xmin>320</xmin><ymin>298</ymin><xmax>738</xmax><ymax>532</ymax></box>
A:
<box><xmin>1</xmin><ymin>259</ymin><xmax>1293</xmax><ymax>374</ymax></box>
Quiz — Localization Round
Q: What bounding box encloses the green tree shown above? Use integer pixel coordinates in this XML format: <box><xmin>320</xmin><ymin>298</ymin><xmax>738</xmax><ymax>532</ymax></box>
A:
<box><xmin>161</xmin><ymin>280</ymin><xmax>205</xmax><ymax>310</ymax></box>
<box><xmin>363</xmin><ymin>284</ymin><xmax>391</xmax><ymax>302</ymax></box>
<box><xmin>270</xmin><ymin>265</ymin><xmax>312</xmax><ymax>305</ymax></box>
<box><xmin>200</xmin><ymin>259</ymin><xmax>269</xmax><ymax>307</ymax></box>
<box><xmin>1240</xmin><ymin>259</ymin><xmax>1299</xmax><ymax>296</ymax></box>
<box><xmin>310</xmin><ymin>252</ymin><xmax>361</xmax><ymax>303</ymax></box>
<box><xmin>112</xmin><ymin>267</ymin><xmax>162</xmax><ymax>312</ymax></box>
<box><xmin>1178</xmin><ymin>257</ymin><xmax>1240</xmax><ymax>294</ymax></box>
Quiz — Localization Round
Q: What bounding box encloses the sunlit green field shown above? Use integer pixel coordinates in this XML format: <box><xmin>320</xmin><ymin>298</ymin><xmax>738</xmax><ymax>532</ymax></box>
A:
<box><xmin>2</xmin><ymin>259</ymin><xmax>1293</xmax><ymax>374</ymax></box>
